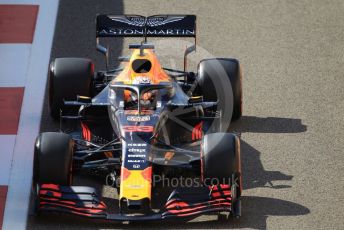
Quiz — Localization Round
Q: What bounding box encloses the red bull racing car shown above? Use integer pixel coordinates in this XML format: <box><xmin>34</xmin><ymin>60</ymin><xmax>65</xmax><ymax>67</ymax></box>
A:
<box><xmin>32</xmin><ymin>14</ymin><xmax>243</xmax><ymax>222</ymax></box>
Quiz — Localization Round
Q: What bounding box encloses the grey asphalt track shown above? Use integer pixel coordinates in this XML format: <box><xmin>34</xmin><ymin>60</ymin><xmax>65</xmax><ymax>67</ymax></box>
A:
<box><xmin>27</xmin><ymin>0</ymin><xmax>344</xmax><ymax>229</ymax></box>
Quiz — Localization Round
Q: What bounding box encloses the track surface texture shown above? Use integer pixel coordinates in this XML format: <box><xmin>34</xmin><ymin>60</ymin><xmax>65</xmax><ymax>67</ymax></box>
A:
<box><xmin>28</xmin><ymin>0</ymin><xmax>344</xmax><ymax>229</ymax></box>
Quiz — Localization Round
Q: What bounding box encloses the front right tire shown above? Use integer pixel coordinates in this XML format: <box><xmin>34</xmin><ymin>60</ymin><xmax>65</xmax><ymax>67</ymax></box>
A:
<box><xmin>201</xmin><ymin>132</ymin><xmax>242</xmax><ymax>195</ymax></box>
<box><xmin>196</xmin><ymin>58</ymin><xmax>243</xmax><ymax>121</ymax></box>
<box><xmin>201</xmin><ymin>132</ymin><xmax>242</xmax><ymax>217</ymax></box>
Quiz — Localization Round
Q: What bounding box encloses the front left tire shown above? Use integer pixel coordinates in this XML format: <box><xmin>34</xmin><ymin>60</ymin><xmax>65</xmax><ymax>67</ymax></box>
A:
<box><xmin>33</xmin><ymin>132</ymin><xmax>74</xmax><ymax>185</ymax></box>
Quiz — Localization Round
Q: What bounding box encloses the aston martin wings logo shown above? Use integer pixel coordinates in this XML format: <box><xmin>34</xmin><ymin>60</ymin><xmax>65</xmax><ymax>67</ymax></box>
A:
<box><xmin>109</xmin><ymin>16</ymin><xmax>146</xmax><ymax>27</ymax></box>
<box><xmin>109</xmin><ymin>15</ymin><xmax>185</xmax><ymax>27</ymax></box>
<box><xmin>146</xmin><ymin>16</ymin><xmax>185</xmax><ymax>27</ymax></box>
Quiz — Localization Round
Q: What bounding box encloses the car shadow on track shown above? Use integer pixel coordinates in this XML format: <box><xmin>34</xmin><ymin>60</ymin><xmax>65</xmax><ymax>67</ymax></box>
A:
<box><xmin>229</xmin><ymin>116</ymin><xmax>306</xmax><ymax>190</ymax></box>
<box><xmin>229</xmin><ymin>115</ymin><xmax>307</xmax><ymax>134</ymax></box>
<box><xmin>241</xmin><ymin>140</ymin><xmax>294</xmax><ymax>190</ymax></box>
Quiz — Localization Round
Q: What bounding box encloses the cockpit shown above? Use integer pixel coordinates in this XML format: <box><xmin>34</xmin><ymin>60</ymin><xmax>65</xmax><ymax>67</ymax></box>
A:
<box><xmin>109</xmin><ymin>83</ymin><xmax>175</xmax><ymax>113</ymax></box>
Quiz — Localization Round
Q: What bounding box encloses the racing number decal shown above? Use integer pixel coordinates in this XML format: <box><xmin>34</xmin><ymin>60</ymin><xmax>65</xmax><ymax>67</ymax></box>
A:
<box><xmin>123</xmin><ymin>126</ymin><xmax>154</xmax><ymax>132</ymax></box>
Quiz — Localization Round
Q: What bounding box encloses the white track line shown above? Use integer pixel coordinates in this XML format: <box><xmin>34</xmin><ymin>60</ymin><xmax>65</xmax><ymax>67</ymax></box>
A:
<box><xmin>2</xmin><ymin>1</ymin><xmax>59</xmax><ymax>229</ymax></box>
<box><xmin>0</xmin><ymin>136</ymin><xmax>16</xmax><ymax>186</ymax></box>
<box><xmin>0</xmin><ymin>45</ymin><xmax>31</xmax><ymax>87</ymax></box>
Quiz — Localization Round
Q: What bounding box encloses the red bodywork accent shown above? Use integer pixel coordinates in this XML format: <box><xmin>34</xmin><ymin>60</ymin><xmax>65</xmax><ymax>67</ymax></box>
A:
<box><xmin>141</xmin><ymin>166</ymin><xmax>152</xmax><ymax>182</ymax></box>
<box><xmin>121</xmin><ymin>167</ymin><xmax>131</xmax><ymax>181</ymax></box>
<box><xmin>81</xmin><ymin>122</ymin><xmax>91</xmax><ymax>141</ymax></box>
<box><xmin>41</xmin><ymin>184</ymin><xmax>60</xmax><ymax>190</ymax></box>
<box><xmin>164</xmin><ymin>184</ymin><xmax>232</xmax><ymax>217</ymax></box>
<box><xmin>39</xmin><ymin>190</ymin><xmax>62</xmax><ymax>198</ymax></box>
<box><xmin>40</xmin><ymin>202</ymin><xmax>106</xmax><ymax>214</ymax></box>
<box><xmin>192</xmin><ymin>121</ymin><xmax>203</xmax><ymax>141</ymax></box>
<box><xmin>38</xmin><ymin>184</ymin><xmax>107</xmax><ymax>218</ymax></box>
<box><xmin>166</xmin><ymin>202</ymin><xmax>231</xmax><ymax>214</ymax></box>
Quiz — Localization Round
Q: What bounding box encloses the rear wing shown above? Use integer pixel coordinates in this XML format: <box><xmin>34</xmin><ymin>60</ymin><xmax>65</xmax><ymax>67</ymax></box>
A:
<box><xmin>96</xmin><ymin>15</ymin><xmax>197</xmax><ymax>71</ymax></box>
<box><xmin>96</xmin><ymin>14</ymin><xmax>196</xmax><ymax>39</ymax></box>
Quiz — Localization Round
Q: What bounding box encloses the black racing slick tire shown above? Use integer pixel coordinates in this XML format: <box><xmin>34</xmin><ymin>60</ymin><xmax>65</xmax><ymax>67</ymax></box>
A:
<box><xmin>201</xmin><ymin>133</ymin><xmax>242</xmax><ymax>192</ymax></box>
<box><xmin>33</xmin><ymin>132</ymin><xmax>74</xmax><ymax>185</ymax></box>
<box><xmin>49</xmin><ymin>58</ymin><xmax>93</xmax><ymax>119</ymax></box>
<box><xmin>197</xmin><ymin>58</ymin><xmax>242</xmax><ymax>121</ymax></box>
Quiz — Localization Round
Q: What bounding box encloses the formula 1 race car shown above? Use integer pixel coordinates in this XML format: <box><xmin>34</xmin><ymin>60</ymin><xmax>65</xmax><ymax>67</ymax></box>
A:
<box><xmin>32</xmin><ymin>15</ymin><xmax>243</xmax><ymax>222</ymax></box>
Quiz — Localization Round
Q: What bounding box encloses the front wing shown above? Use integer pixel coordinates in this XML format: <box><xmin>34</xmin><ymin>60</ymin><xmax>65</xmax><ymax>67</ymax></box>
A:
<box><xmin>37</xmin><ymin>183</ymin><xmax>235</xmax><ymax>221</ymax></box>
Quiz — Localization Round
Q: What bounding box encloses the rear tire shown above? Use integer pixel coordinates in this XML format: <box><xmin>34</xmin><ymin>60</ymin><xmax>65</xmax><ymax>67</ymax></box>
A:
<box><xmin>33</xmin><ymin>132</ymin><xmax>74</xmax><ymax>185</ymax></box>
<box><xmin>49</xmin><ymin>58</ymin><xmax>93</xmax><ymax>119</ymax></box>
<box><xmin>197</xmin><ymin>58</ymin><xmax>242</xmax><ymax>121</ymax></box>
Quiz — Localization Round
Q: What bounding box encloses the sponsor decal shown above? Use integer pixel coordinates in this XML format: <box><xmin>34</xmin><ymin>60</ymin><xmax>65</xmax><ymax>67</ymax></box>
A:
<box><xmin>99</xmin><ymin>29</ymin><xmax>195</xmax><ymax>36</ymax></box>
<box><xmin>125</xmin><ymin>142</ymin><xmax>148</xmax><ymax>169</ymax></box>
<box><xmin>128</xmin><ymin>142</ymin><xmax>147</xmax><ymax>153</ymax></box>
<box><xmin>128</xmin><ymin>154</ymin><xmax>146</xmax><ymax>158</ymax></box>
<box><xmin>146</xmin><ymin>16</ymin><xmax>185</xmax><ymax>27</ymax></box>
<box><xmin>123</xmin><ymin>126</ymin><xmax>154</xmax><ymax>132</ymax></box>
<box><xmin>132</xmin><ymin>76</ymin><xmax>152</xmax><ymax>84</ymax></box>
<box><xmin>128</xmin><ymin>148</ymin><xmax>146</xmax><ymax>153</ymax></box>
<box><xmin>124</xmin><ymin>110</ymin><xmax>153</xmax><ymax>115</ymax></box>
<box><xmin>133</xmin><ymin>164</ymin><xmax>141</xmax><ymax>169</ymax></box>
<box><xmin>127</xmin><ymin>115</ymin><xmax>150</xmax><ymax>122</ymax></box>
<box><xmin>126</xmin><ymin>184</ymin><xmax>144</xmax><ymax>188</ymax></box>
<box><xmin>127</xmin><ymin>159</ymin><xmax>145</xmax><ymax>163</ymax></box>
<box><xmin>128</xmin><ymin>143</ymin><xmax>147</xmax><ymax>147</ymax></box>
<box><xmin>127</xmin><ymin>143</ymin><xmax>148</xmax><ymax>154</ymax></box>
<box><xmin>109</xmin><ymin>15</ymin><xmax>185</xmax><ymax>27</ymax></box>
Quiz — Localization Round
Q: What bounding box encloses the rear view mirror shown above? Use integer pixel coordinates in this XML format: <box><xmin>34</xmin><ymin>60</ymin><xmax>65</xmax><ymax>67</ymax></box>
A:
<box><xmin>96</xmin><ymin>43</ymin><xmax>107</xmax><ymax>54</ymax></box>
